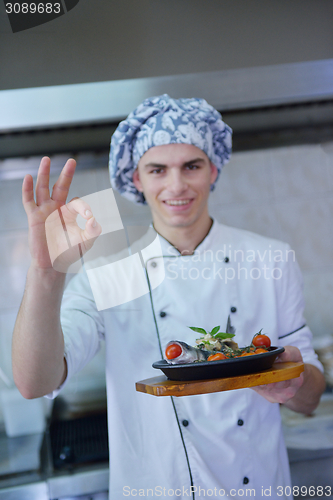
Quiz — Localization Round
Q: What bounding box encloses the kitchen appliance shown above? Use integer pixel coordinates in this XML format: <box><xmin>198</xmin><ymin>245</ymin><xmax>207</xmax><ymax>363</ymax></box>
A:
<box><xmin>49</xmin><ymin>411</ymin><xmax>109</xmax><ymax>469</ymax></box>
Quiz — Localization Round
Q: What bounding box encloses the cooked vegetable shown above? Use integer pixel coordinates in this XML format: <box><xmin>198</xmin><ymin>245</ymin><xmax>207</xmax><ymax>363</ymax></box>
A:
<box><xmin>165</xmin><ymin>343</ymin><xmax>182</xmax><ymax>360</ymax></box>
<box><xmin>189</xmin><ymin>325</ymin><xmax>235</xmax><ymax>341</ymax></box>
<box><xmin>207</xmin><ymin>352</ymin><xmax>227</xmax><ymax>361</ymax></box>
<box><xmin>189</xmin><ymin>325</ymin><xmax>238</xmax><ymax>353</ymax></box>
<box><xmin>252</xmin><ymin>330</ymin><xmax>271</xmax><ymax>348</ymax></box>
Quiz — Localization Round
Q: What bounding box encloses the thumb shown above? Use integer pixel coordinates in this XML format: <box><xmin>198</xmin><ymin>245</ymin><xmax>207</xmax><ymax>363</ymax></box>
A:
<box><xmin>81</xmin><ymin>216</ymin><xmax>102</xmax><ymax>250</ymax></box>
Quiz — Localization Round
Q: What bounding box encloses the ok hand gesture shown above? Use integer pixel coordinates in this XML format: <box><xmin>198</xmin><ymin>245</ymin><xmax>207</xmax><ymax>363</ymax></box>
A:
<box><xmin>22</xmin><ymin>157</ymin><xmax>102</xmax><ymax>272</ymax></box>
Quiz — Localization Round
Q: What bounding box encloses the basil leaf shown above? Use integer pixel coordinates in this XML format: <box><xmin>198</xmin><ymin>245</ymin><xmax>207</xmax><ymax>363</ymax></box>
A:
<box><xmin>211</xmin><ymin>326</ymin><xmax>220</xmax><ymax>336</ymax></box>
<box><xmin>214</xmin><ymin>332</ymin><xmax>235</xmax><ymax>340</ymax></box>
<box><xmin>188</xmin><ymin>326</ymin><xmax>207</xmax><ymax>335</ymax></box>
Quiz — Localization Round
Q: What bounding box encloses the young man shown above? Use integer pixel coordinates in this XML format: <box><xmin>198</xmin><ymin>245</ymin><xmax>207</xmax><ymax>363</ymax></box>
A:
<box><xmin>13</xmin><ymin>95</ymin><xmax>325</xmax><ymax>499</ymax></box>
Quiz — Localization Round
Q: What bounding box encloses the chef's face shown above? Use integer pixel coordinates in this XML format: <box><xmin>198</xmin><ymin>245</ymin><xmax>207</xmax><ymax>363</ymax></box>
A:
<box><xmin>133</xmin><ymin>143</ymin><xmax>218</xmax><ymax>233</ymax></box>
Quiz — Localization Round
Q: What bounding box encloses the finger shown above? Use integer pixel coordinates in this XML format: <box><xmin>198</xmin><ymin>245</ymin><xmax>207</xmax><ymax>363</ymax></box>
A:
<box><xmin>51</xmin><ymin>159</ymin><xmax>77</xmax><ymax>205</ymax></box>
<box><xmin>61</xmin><ymin>199</ymin><xmax>102</xmax><ymax>250</ymax></box>
<box><xmin>82</xmin><ymin>216</ymin><xmax>102</xmax><ymax>244</ymax></box>
<box><xmin>22</xmin><ymin>174</ymin><xmax>36</xmax><ymax>214</ymax></box>
<box><xmin>66</xmin><ymin>216</ymin><xmax>101</xmax><ymax>255</ymax></box>
<box><xmin>62</xmin><ymin>198</ymin><xmax>95</xmax><ymax>222</ymax></box>
<box><xmin>271</xmin><ymin>380</ymin><xmax>291</xmax><ymax>391</ymax></box>
<box><xmin>80</xmin><ymin>217</ymin><xmax>102</xmax><ymax>254</ymax></box>
<box><xmin>276</xmin><ymin>346</ymin><xmax>295</xmax><ymax>362</ymax></box>
<box><xmin>275</xmin><ymin>351</ymin><xmax>289</xmax><ymax>363</ymax></box>
<box><xmin>253</xmin><ymin>380</ymin><xmax>291</xmax><ymax>393</ymax></box>
<box><xmin>254</xmin><ymin>385</ymin><xmax>267</xmax><ymax>390</ymax></box>
<box><xmin>276</xmin><ymin>346</ymin><xmax>302</xmax><ymax>363</ymax></box>
<box><xmin>35</xmin><ymin>157</ymin><xmax>51</xmax><ymax>206</ymax></box>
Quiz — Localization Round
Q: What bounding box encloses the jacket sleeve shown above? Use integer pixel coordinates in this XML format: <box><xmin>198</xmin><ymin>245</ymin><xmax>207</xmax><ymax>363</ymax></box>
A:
<box><xmin>45</xmin><ymin>271</ymin><xmax>105</xmax><ymax>399</ymax></box>
<box><xmin>275</xmin><ymin>247</ymin><xmax>323</xmax><ymax>372</ymax></box>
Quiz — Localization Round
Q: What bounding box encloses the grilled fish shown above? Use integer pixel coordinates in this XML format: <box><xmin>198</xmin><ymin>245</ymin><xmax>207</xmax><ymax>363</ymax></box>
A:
<box><xmin>164</xmin><ymin>340</ymin><xmax>210</xmax><ymax>364</ymax></box>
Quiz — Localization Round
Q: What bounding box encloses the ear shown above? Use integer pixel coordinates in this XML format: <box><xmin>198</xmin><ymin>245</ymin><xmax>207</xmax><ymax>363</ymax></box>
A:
<box><xmin>132</xmin><ymin>168</ymin><xmax>144</xmax><ymax>192</ymax></box>
<box><xmin>210</xmin><ymin>163</ymin><xmax>218</xmax><ymax>184</ymax></box>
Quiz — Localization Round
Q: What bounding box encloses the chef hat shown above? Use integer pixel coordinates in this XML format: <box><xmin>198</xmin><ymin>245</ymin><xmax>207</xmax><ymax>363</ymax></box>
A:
<box><xmin>109</xmin><ymin>94</ymin><xmax>233</xmax><ymax>204</ymax></box>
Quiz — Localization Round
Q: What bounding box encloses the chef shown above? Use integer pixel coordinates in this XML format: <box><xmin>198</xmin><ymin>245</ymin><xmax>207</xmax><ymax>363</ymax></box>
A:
<box><xmin>13</xmin><ymin>95</ymin><xmax>325</xmax><ymax>499</ymax></box>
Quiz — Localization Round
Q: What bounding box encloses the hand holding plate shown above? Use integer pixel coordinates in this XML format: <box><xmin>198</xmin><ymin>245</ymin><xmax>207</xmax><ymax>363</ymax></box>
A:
<box><xmin>251</xmin><ymin>346</ymin><xmax>304</xmax><ymax>404</ymax></box>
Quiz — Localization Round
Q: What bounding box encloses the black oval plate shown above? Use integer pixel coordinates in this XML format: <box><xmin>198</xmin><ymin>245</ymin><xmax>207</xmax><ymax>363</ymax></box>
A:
<box><xmin>152</xmin><ymin>346</ymin><xmax>285</xmax><ymax>381</ymax></box>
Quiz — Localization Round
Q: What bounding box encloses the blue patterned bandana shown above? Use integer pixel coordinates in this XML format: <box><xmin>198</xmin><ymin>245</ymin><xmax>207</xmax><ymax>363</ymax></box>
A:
<box><xmin>109</xmin><ymin>94</ymin><xmax>232</xmax><ymax>204</ymax></box>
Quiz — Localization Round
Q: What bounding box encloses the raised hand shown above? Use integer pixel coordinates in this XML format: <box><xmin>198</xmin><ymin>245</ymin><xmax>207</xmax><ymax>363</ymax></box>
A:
<box><xmin>22</xmin><ymin>157</ymin><xmax>101</xmax><ymax>272</ymax></box>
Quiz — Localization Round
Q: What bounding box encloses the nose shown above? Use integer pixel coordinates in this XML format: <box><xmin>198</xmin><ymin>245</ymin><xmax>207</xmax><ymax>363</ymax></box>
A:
<box><xmin>167</xmin><ymin>169</ymin><xmax>188</xmax><ymax>195</ymax></box>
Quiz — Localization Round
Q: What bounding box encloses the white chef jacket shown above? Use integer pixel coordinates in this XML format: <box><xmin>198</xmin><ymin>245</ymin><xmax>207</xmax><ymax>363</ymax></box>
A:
<box><xmin>49</xmin><ymin>221</ymin><xmax>323</xmax><ymax>499</ymax></box>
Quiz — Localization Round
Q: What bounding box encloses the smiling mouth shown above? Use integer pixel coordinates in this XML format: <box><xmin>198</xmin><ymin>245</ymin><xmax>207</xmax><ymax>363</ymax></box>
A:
<box><xmin>164</xmin><ymin>199</ymin><xmax>192</xmax><ymax>206</ymax></box>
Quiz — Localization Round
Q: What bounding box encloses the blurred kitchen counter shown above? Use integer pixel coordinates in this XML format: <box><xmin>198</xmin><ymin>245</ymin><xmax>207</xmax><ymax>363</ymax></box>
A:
<box><xmin>0</xmin><ymin>458</ymin><xmax>108</xmax><ymax>500</ymax></box>
<box><xmin>0</xmin><ymin>468</ymin><xmax>109</xmax><ymax>500</ymax></box>
<box><xmin>0</xmin><ymin>426</ymin><xmax>109</xmax><ymax>500</ymax></box>
<box><xmin>0</xmin><ymin>386</ymin><xmax>109</xmax><ymax>499</ymax></box>
<box><xmin>282</xmin><ymin>392</ymin><xmax>333</xmax><ymax>497</ymax></box>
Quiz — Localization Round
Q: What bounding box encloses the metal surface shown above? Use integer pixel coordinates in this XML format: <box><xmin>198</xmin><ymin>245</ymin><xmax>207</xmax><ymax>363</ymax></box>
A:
<box><xmin>0</xmin><ymin>467</ymin><xmax>109</xmax><ymax>499</ymax></box>
<box><xmin>0</xmin><ymin>152</ymin><xmax>109</xmax><ymax>181</ymax></box>
<box><xmin>48</xmin><ymin>466</ymin><xmax>109</xmax><ymax>499</ymax></box>
<box><xmin>0</xmin><ymin>431</ymin><xmax>43</xmax><ymax>476</ymax></box>
<box><xmin>1</xmin><ymin>59</ymin><xmax>333</xmax><ymax>133</ymax></box>
<box><xmin>1</xmin><ymin>59</ymin><xmax>333</xmax><ymax>158</ymax></box>
<box><xmin>0</xmin><ymin>481</ymin><xmax>48</xmax><ymax>500</ymax></box>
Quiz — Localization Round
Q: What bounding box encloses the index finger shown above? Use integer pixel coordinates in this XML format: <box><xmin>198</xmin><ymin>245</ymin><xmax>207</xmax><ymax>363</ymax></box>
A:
<box><xmin>61</xmin><ymin>198</ymin><xmax>96</xmax><ymax>226</ymax></box>
<box><xmin>35</xmin><ymin>156</ymin><xmax>52</xmax><ymax>206</ymax></box>
<box><xmin>51</xmin><ymin>158</ymin><xmax>77</xmax><ymax>205</ymax></box>
<box><xmin>22</xmin><ymin>173</ymin><xmax>36</xmax><ymax>213</ymax></box>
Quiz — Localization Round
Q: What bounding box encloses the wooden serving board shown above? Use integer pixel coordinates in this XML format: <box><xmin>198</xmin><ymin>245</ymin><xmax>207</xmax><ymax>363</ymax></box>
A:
<box><xmin>136</xmin><ymin>361</ymin><xmax>304</xmax><ymax>397</ymax></box>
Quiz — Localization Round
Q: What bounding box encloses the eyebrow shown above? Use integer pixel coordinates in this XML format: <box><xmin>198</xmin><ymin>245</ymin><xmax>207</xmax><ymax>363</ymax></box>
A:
<box><xmin>144</xmin><ymin>158</ymin><xmax>206</xmax><ymax>169</ymax></box>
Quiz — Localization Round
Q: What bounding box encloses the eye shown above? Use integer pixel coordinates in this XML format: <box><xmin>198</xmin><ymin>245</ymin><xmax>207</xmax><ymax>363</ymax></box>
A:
<box><xmin>185</xmin><ymin>164</ymin><xmax>199</xmax><ymax>170</ymax></box>
<box><xmin>150</xmin><ymin>167</ymin><xmax>165</xmax><ymax>174</ymax></box>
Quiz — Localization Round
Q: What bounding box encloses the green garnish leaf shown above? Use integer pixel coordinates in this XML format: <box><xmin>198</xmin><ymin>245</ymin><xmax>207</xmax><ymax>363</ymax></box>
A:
<box><xmin>210</xmin><ymin>326</ymin><xmax>220</xmax><ymax>336</ymax></box>
<box><xmin>214</xmin><ymin>332</ymin><xmax>235</xmax><ymax>340</ymax></box>
<box><xmin>188</xmin><ymin>326</ymin><xmax>207</xmax><ymax>334</ymax></box>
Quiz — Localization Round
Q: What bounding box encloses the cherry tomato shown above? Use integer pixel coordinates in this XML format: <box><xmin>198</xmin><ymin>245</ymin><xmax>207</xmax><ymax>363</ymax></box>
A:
<box><xmin>252</xmin><ymin>334</ymin><xmax>271</xmax><ymax>348</ymax></box>
<box><xmin>165</xmin><ymin>343</ymin><xmax>182</xmax><ymax>360</ymax></box>
<box><xmin>254</xmin><ymin>348</ymin><xmax>268</xmax><ymax>354</ymax></box>
<box><xmin>240</xmin><ymin>351</ymin><xmax>256</xmax><ymax>356</ymax></box>
<box><xmin>207</xmin><ymin>352</ymin><xmax>227</xmax><ymax>361</ymax></box>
